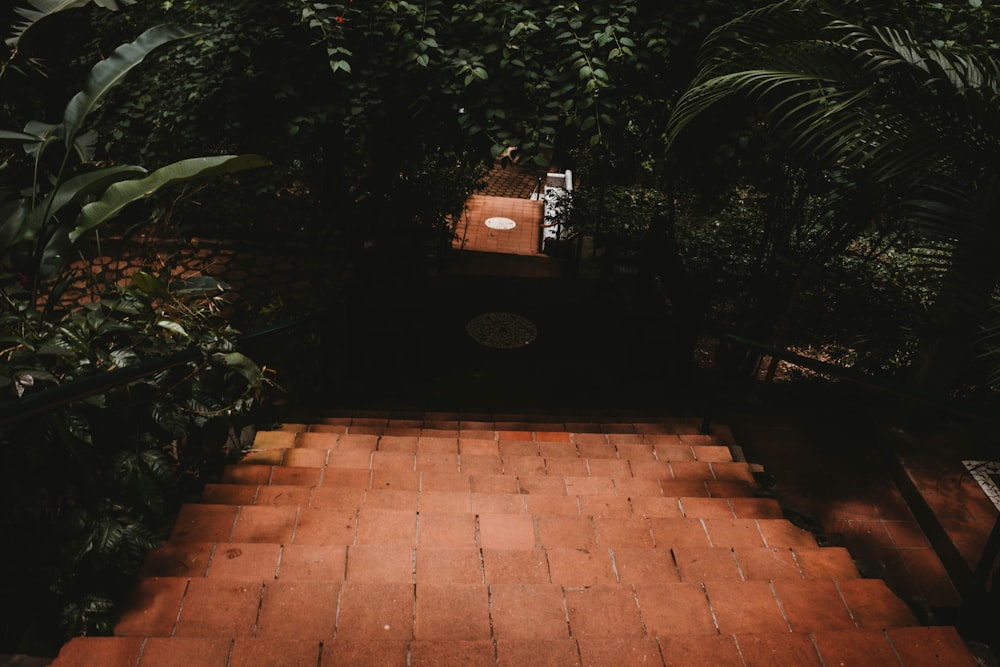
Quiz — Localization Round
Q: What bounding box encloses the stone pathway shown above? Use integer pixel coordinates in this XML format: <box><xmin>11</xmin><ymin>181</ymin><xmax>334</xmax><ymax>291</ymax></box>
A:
<box><xmin>49</xmin><ymin>414</ymin><xmax>980</xmax><ymax>666</ymax></box>
<box><xmin>59</xmin><ymin>235</ymin><xmax>326</xmax><ymax>319</ymax></box>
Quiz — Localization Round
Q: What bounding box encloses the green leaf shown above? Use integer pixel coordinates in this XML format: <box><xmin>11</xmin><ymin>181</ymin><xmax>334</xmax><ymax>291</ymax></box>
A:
<box><xmin>15</xmin><ymin>165</ymin><xmax>146</xmax><ymax>244</ymax></box>
<box><xmin>0</xmin><ymin>130</ymin><xmax>42</xmax><ymax>143</ymax></box>
<box><xmin>213</xmin><ymin>351</ymin><xmax>262</xmax><ymax>386</ymax></box>
<box><xmin>62</xmin><ymin>24</ymin><xmax>205</xmax><ymax>148</ymax></box>
<box><xmin>157</xmin><ymin>320</ymin><xmax>189</xmax><ymax>337</ymax></box>
<box><xmin>70</xmin><ymin>154</ymin><xmax>270</xmax><ymax>241</ymax></box>
<box><xmin>0</xmin><ymin>199</ymin><xmax>29</xmax><ymax>251</ymax></box>
<box><xmin>7</xmin><ymin>0</ymin><xmax>136</xmax><ymax>49</ymax></box>
<box><xmin>175</xmin><ymin>275</ymin><xmax>229</xmax><ymax>294</ymax></box>
<box><xmin>330</xmin><ymin>59</ymin><xmax>352</xmax><ymax>74</ymax></box>
<box><xmin>140</xmin><ymin>449</ymin><xmax>175</xmax><ymax>484</ymax></box>
<box><xmin>92</xmin><ymin>517</ymin><xmax>124</xmax><ymax>561</ymax></box>
<box><xmin>19</xmin><ymin>121</ymin><xmax>61</xmax><ymax>159</ymax></box>
<box><xmin>131</xmin><ymin>270</ymin><xmax>169</xmax><ymax>297</ymax></box>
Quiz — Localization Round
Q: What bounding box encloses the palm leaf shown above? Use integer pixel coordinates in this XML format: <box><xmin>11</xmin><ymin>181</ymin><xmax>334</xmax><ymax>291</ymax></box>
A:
<box><xmin>6</xmin><ymin>0</ymin><xmax>136</xmax><ymax>49</ymax></box>
<box><xmin>6</xmin><ymin>0</ymin><xmax>91</xmax><ymax>49</ymax></box>
<box><xmin>669</xmin><ymin>4</ymin><xmax>1000</xmax><ymax>201</ymax></box>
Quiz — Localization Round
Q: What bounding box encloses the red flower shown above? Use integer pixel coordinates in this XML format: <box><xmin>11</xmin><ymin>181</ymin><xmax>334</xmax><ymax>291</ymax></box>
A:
<box><xmin>337</xmin><ymin>15</ymin><xmax>344</xmax><ymax>23</ymax></box>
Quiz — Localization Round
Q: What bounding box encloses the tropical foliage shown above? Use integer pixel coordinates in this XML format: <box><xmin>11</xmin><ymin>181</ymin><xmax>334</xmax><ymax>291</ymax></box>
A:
<box><xmin>1</xmin><ymin>22</ymin><xmax>269</xmax><ymax>653</ymax></box>
<box><xmin>4</xmin><ymin>0</ymin><xmax>1000</xmax><ymax>650</ymax></box>
<box><xmin>666</xmin><ymin>0</ymin><xmax>1000</xmax><ymax>393</ymax></box>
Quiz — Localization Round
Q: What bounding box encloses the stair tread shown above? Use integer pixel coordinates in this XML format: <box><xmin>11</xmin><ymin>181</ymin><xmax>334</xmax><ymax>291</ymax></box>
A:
<box><xmin>52</xmin><ymin>628</ymin><xmax>982</xmax><ymax>667</ymax></box>
<box><xmin>47</xmin><ymin>416</ymin><xmax>979</xmax><ymax>667</ymax></box>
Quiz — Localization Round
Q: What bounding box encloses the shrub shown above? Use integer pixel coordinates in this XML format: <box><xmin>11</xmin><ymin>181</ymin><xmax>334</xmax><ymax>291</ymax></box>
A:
<box><xmin>0</xmin><ymin>20</ymin><xmax>269</xmax><ymax>654</ymax></box>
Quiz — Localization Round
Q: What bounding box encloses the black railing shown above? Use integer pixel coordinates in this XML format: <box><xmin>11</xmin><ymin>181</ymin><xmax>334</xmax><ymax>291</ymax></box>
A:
<box><xmin>529</xmin><ymin>176</ymin><xmax>544</xmax><ymax>201</ymax></box>
<box><xmin>708</xmin><ymin>333</ymin><xmax>1000</xmax><ymax>610</ymax></box>
<box><xmin>0</xmin><ymin>320</ymin><xmax>302</xmax><ymax>427</ymax></box>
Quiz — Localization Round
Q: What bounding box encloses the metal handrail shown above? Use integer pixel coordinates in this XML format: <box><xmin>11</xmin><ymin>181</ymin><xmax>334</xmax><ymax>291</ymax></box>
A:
<box><xmin>529</xmin><ymin>176</ymin><xmax>544</xmax><ymax>201</ymax></box>
<box><xmin>0</xmin><ymin>320</ymin><xmax>303</xmax><ymax>426</ymax></box>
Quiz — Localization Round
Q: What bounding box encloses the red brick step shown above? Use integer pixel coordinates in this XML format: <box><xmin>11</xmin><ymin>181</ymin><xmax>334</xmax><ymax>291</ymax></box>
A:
<box><xmin>49</xmin><ymin>415</ymin><xmax>979</xmax><ymax>666</ymax></box>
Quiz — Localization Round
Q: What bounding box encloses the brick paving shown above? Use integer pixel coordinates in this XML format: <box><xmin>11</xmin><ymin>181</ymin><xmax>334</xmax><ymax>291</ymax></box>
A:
<box><xmin>49</xmin><ymin>415</ymin><xmax>981</xmax><ymax>666</ymax></box>
<box><xmin>453</xmin><ymin>194</ymin><xmax>545</xmax><ymax>256</ymax></box>
<box><xmin>478</xmin><ymin>161</ymin><xmax>547</xmax><ymax>199</ymax></box>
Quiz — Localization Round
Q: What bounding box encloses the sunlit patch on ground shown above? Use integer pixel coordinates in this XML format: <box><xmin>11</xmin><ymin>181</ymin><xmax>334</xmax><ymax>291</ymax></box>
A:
<box><xmin>963</xmin><ymin>460</ymin><xmax>1000</xmax><ymax>512</ymax></box>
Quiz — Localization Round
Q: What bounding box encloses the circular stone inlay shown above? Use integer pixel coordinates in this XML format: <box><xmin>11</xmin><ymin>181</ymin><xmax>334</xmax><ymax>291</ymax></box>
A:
<box><xmin>466</xmin><ymin>312</ymin><xmax>537</xmax><ymax>349</ymax></box>
<box><xmin>484</xmin><ymin>216</ymin><xmax>517</xmax><ymax>230</ymax></box>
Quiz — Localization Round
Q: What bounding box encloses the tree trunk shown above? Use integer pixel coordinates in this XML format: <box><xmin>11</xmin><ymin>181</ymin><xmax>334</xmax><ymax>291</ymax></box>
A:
<box><xmin>639</xmin><ymin>184</ymin><xmax>705</xmax><ymax>383</ymax></box>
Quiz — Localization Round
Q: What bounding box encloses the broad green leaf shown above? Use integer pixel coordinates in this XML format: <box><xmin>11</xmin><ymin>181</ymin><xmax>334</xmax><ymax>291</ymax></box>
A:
<box><xmin>213</xmin><ymin>351</ymin><xmax>262</xmax><ymax>386</ymax></box>
<box><xmin>15</xmin><ymin>165</ymin><xmax>146</xmax><ymax>244</ymax></box>
<box><xmin>70</xmin><ymin>154</ymin><xmax>270</xmax><ymax>241</ymax></box>
<box><xmin>38</xmin><ymin>224</ymin><xmax>71</xmax><ymax>279</ymax></box>
<box><xmin>0</xmin><ymin>130</ymin><xmax>42</xmax><ymax>143</ymax></box>
<box><xmin>6</xmin><ymin>0</ymin><xmax>92</xmax><ymax>49</ymax></box>
<box><xmin>175</xmin><ymin>275</ymin><xmax>230</xmax><ymax>294</ymax></box>
<box><xmin>131</xmin><ymin>270</ymin><xmax>169</xmax><ymax>297</ymax></box>
<box><xmin>0</xmin><ymin>199</ymin><xmax>29</xmax><ymax>251</ymax></box>
<box><xmin>72</xmin><ymin>129</ymin><xmax>98</xmax><ymax>162</ymax></box>
<box><xmin>157</xmin><ymin>320</ymin><xmax>188</xmax><ymax>337</ymax></box>
<box><xmin>18</xmin><ymin>121</ymin><xmax>61</xmax><ymax>159</ymax></box>
<box><xmin>62</xmin><ymin>24</ymin><xmax>205</xmax><ymax>148</ymax></box>
<box><xmin>140</xmin><ymin>449</ymin><xmax>174</xmax><ymax>483</ymax></box>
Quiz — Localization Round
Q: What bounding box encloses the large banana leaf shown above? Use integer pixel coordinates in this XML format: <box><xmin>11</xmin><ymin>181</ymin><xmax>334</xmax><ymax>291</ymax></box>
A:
<box><xmin>12</xmin><ymin>165</ymin><xmax>146</xmax><ymax>245</ymax></box>
<box><xmin>0</xmin><ymin>200</ymin><xmax>30</xmax><ymax>251</ymax></box>
<box><xmin>0</xmin><ymin>130</ymin><xmax>43</xmax><ymax>143</ymax></box>
<box><xmin>6</xmin><ymin>0</ymin><xmax>136</xmax><ymax>50</ymax></box>
<box><xmin>69</xmin><ymin>155</ymin><xmax>271</xmax><ymax>242</ymax></box>
<box><xmin>61</xmin><ymin>24</ymin><xmax>204</xmax><ymax>149</ymax></box>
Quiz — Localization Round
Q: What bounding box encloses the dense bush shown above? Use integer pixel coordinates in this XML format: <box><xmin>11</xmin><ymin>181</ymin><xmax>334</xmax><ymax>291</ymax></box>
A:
<box><xmin>0</xmin><ymin>19</ymin><xmax>269</xmax><ymax>654</ymax></box>
<box><xmin>0</xmin><ymin>271</ymin><xmax>265</xmax><ymax>652</ymax></box>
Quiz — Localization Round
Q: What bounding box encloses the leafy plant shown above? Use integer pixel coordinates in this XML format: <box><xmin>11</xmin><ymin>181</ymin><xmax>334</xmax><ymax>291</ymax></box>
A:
<box><xmin>3</xmin><ymin>0</ymin><xmax>138</xmax><ymax>84</ymax></box>
<box><xmin>1</xmin><ymin>269</ymin><xmax>266</xmax><ymax>649</ymax></box>
<box><xmin>1</xmin><ymin>24</ymin><xmax>267</xmax><ymax>304</ymax></box>
<box><xmin>665</xmin><ymin>0</ymin><xmax>1000</xmax><ymax>394</ymax></box>
<box><xmin>0</xmin><ymin>20</ymin><xmax>270</xmax><ymax>655</ymax></box>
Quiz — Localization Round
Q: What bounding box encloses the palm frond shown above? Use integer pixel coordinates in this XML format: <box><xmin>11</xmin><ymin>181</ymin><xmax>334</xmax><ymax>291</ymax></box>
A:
<box><xmin>6</xmin><ymin>0</ymin><xmax>136</xmax><ymax>50</ymax></box>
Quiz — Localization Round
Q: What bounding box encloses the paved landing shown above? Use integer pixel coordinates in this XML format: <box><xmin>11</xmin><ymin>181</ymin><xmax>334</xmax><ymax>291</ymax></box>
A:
<box><xmin>454</xmin><ymin>195</ymin><xmax>545</xmax><ymax>256</ymax></box>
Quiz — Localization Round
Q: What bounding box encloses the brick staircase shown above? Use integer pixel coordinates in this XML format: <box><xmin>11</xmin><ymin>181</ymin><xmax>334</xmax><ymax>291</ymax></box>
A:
<box><xmin>49</xmin><ymin>414</ymin><xmax>978</xmax><ymax>666</ymax></box>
